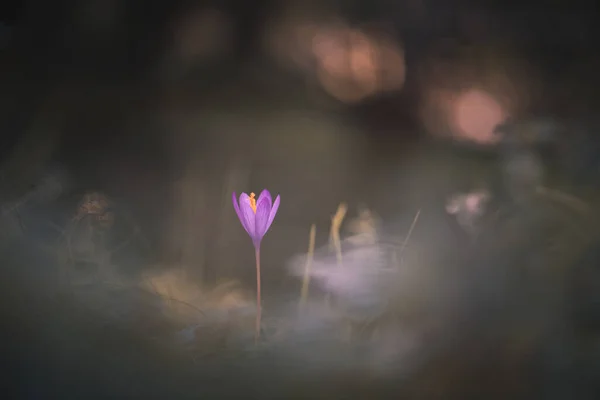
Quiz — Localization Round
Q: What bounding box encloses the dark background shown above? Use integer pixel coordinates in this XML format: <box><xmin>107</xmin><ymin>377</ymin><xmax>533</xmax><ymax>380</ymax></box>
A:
<box><xmin>1</xmin><ymin>0</ymin><xmax>599</xmax><ymax>304</ymax></box>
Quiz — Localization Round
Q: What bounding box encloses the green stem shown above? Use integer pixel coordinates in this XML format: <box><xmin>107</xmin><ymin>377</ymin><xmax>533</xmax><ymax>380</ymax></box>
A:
<box><xmin>255</xmin><ymin>247</ymin><xmax>261</xmax><ymax>344</ymax></box>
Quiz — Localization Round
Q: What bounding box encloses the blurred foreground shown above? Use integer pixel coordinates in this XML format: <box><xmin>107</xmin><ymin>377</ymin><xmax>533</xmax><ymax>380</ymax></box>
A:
<box><xmin>2</xmin><ymin>141</ymin><xmax>599</xmax><ymax>399</ymax></box>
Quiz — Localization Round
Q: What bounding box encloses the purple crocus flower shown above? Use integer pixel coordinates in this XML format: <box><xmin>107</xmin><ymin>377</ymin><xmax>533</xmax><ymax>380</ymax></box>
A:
<box><xmin>232</xmin><ymin>189</ymin><xmax>280</xmax><ymax>343</ymax></box>
<box><xmin>232</xmin><ymin>189</ymin><xmax>280</xmax><ymax>249</ymax></box>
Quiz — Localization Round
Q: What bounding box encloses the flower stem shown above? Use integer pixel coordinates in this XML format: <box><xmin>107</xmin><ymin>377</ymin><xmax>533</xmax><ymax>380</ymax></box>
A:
<box><xmin>255</xmin><ymin>247</ymin><xmax>261</xmax><ymax>344</ymax></box>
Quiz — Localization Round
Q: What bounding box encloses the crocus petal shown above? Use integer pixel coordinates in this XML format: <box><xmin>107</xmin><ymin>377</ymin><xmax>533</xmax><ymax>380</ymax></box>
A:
<box><xmin>254</xmin><ymin>193</ymin><xmax>273</xmax><ymax>239</ymax></box>
<box><xmin>264</xmin><ymin>194</ymin><xmax>280</xmax><ymax>234</ymax></box>
<box><xmin>232</xmin><ymin>192</ymin><xmax>252</xmax><ymax>236</ymax></box>
<box><xmin>256</xmin><ymin>189</ymin><xmax>272</xmax><ymax>206</ymax></box>
<box><xmin>238</xmin><ymin>192</ymin><xmax>256</xmax><ymax>238</ymax></box>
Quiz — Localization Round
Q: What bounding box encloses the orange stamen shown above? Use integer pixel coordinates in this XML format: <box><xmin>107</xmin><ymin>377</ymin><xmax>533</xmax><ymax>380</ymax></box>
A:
<box><xmin>249</xmin><ymin>192</ymin><xmax>257</xmax><ymax>213</ymax></box>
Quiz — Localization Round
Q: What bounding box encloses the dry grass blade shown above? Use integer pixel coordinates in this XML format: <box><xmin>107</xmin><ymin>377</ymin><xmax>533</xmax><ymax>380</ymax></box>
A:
<box><xmin>325</xmin><ymin>203</ymin><xmax>347</xmax><ymax>307</ymax></box>
<box><xmin>535</xmin><ymin>185</ymin><xmax>591</xmax><ymax>215</ymax></box>
<box><xmin>398</xmin><ymin>209</ymin><xmax>421</xmax><ymax>260</ymax></box>
<box><xmin>329</xmin><ymin>202</ymin><xmax>348</xmax><ymax>267</ymax></box>
<box><xmin>299</xmin><ymin>223</ymin><xmax>316</xmax><ymax>313</ymax></box>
